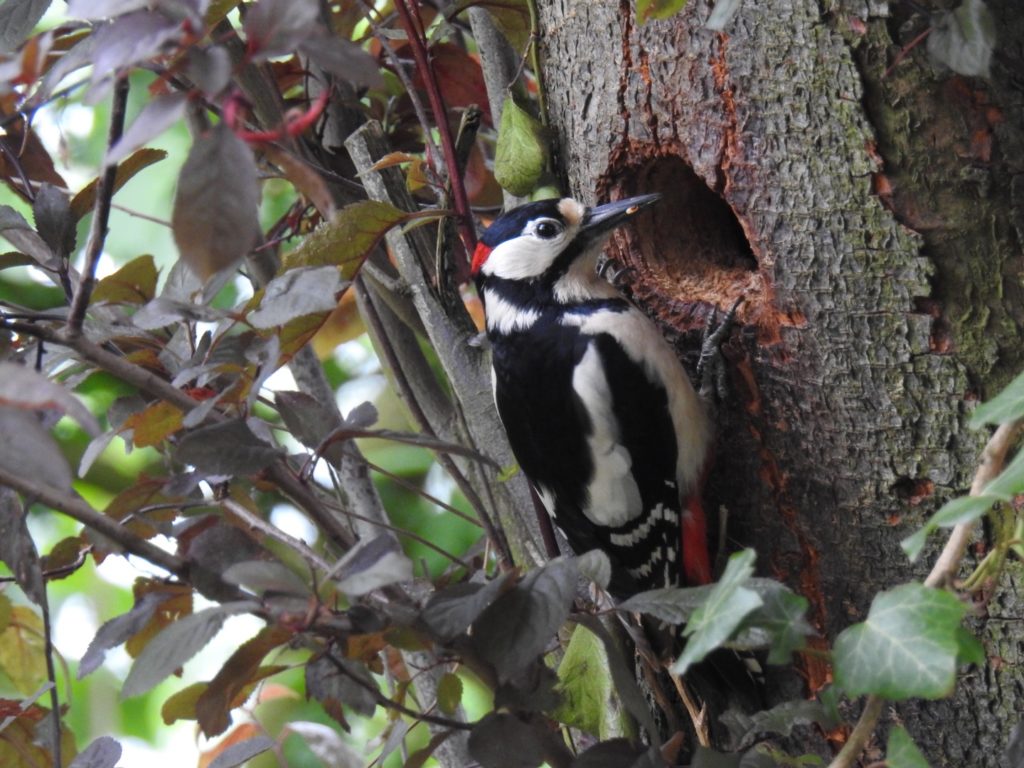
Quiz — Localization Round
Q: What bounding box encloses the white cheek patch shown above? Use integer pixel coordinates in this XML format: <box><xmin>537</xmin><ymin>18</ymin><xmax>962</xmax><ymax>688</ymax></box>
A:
<box><xmin>479</xmin><ymin>226</ymin><xmax>578</xmax><ymax>280</ymax></box>
<box><xmin>572</xmin><ymin>343</ymin><xmax>643</xmax><ymax>527</ymax></box>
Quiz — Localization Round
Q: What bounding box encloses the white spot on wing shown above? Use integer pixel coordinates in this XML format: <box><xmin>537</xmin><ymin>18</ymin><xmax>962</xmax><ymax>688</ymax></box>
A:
<box><xmin>562</xmin><ymin>306</ymin><xmax>712</xmax><ymax>492</ymax></box>
<box><xmin>535</xmin><ymin>484</ymin><xmax>556</xmax><ymax>515</ymax></box>
<box><xmin>572</xmin><ymin>342</ymin><xmax>643</xmax><ymax>527</ymax></box>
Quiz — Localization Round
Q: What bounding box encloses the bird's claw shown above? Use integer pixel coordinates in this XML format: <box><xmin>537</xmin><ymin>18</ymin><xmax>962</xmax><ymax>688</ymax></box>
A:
<box><xmin>597</xmin><ymin>256</ymin><xmax>635</xmax><ymax>288</ymax></box>
<box><xmin>697</xmin><ymin>296</ymin><xmax>742</xmax><ymax>402</ymax></box>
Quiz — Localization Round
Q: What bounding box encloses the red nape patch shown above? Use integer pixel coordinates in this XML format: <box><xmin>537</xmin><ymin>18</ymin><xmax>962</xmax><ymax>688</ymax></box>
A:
<box><xmin>470</xmin><ymin>242</ymin><xmax>492</xmax><ymax>276</ymax></box>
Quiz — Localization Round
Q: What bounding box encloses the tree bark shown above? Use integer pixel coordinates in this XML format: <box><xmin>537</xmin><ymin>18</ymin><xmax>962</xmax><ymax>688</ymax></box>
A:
<box><xmin>536</xmin><ymin>0</ymin><xmax>1023</xmax><ymax>763</ymax></box>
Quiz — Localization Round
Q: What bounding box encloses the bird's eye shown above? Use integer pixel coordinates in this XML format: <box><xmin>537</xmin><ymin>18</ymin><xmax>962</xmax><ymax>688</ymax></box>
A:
<box><xmin>534</xmin><ymin>220</ymin><xmax>562</xmax><ymax>239</ymax></box>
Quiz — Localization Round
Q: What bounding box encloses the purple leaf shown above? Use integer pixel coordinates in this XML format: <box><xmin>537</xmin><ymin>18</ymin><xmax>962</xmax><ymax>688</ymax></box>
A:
<box><xmin>243</xmin><ymin>0</ymin><xmax>320</xmax><ymax>59</ymax></box>
<box><xmin>106</xmin><ymin>92</ymin><xmax>188</xmax><ymax>166</ymax></box>
<box><xmin>88</xmin><ymin>12</ymin><xmax>182</xmax><ymax>93</ymax></box>
<box><xmin>185</xmin><ymin>44</ymin><xmax>231</xmax><ymax>97</ymax></box>
<box><xmin>0</xmin><ymin>362</ymin><xmax>101</xmax><ymax>435</ymax></box>
<box><xmin>0</xmin><ymin>0</ymin><xmax>52</xmax><ymax>54</ymax></box>
<box><xmin>247</xmin><ymin>266</ymin><xmax>346</xmax><ymax>329</ymax></box>
<box><xmin>172</xmin><ymin>124</ymin><xmax>260</xmax><ymax>280</ymax></box>
<box><xmin>121</xmin><ymin>601</ymin><xmax>257</xmax><ymax>698</ymax></box>
<box><xmin>299</xmin><ymin>36</ymin><xmax>384</xmax><ymax>89</ymax></box>
<box><xmin>470</xmin><ymin>557</ymin><xmax>576</xmax><ymax>682</ymax></box>
<box><xmin>68</xmin><ymin>736</ymin><xmax>122</xmax><ymax>768</ymax></box>
<box><xmin>175</xmin><ymin>418</ymin><xmax>282</xmax><ymax>475</ymax></box>
<box><xmin>208</xmin><ymin>736</ymin><xmax>276</xmax><ymax>768</ymax></box>
<box><xmin>68</xmin><ymin>0</ymin><xmax>151</xmax><ymax>19</ymax></box>
<box><xmin>0</xmin><ymin>205</ymin><xmax>58</xmax><ymax>269</ymax></box>
<box><xmin>32</xmin><ymin>183</ymin><xmax>75</xmax><ymax>258</ymax></box>
<box><xmin>0</xmin><ymin>488</ymin><xmax>45</xmax><ymax>605</ymax></box>
<box><xmin>306</xmin><ymin>654</ymin><xmax>377</xmax><ymax>718</ymax></box>
<box><xmin>331</xmin><ymin>535</ymin><xmax>413</xmax><ymax>596</ymax></box>
<box><xmin>79</xmin><ymin>592</ymin><xmax>166</xmax><ymax>677</ymax></box>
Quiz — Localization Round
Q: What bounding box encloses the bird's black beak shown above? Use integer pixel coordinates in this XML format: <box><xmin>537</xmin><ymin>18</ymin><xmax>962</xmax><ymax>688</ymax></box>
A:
<box><xmin>581</xmin><ymin>193</ymin><xmax>661</xmax><ymax>237</ymax></box>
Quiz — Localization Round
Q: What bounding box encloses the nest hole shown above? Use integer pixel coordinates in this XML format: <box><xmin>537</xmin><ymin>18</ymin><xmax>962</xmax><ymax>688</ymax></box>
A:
<box><xmin>602</xmin><ymin>154</ymin><xmax>760</xmax><ymax>324</ymax></box>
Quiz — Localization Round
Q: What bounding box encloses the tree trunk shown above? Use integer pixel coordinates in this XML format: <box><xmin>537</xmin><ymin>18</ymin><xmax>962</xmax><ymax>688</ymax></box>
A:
<box><xmin>536</xmin><ymin>0</ymin><xmax>1023</xmax><ymax>763</ymax></box>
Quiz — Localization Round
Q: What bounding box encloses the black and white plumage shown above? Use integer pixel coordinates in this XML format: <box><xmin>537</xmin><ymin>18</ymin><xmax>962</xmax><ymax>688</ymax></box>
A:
<box><xmin>472</xmin><ymin>195</ymin><xmax>714</xmax><ymax>596</ymax></box>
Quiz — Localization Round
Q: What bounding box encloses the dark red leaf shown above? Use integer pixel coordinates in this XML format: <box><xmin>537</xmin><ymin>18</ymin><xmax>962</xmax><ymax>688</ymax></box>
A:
<box><xmin>172</xmin><ymin>124</ymin><xmax>260</xmax><ymax>280</ymax></box>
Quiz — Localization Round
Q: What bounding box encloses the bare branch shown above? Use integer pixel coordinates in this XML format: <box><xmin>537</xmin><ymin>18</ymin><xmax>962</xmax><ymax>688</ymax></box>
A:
<box><xmin>926</xmin><ymin>419</ymin><xmax>1023</xmax><ymax>589</ymax></box>
<box><xmin>393</xmin><ymin>0</ymin><xmax>476</xmax><ymax>264</ymax></box>
<box><xmin>0</xmin><ymin>466</ymin><xmax>188</xmax><ymax>578</ymax></box>
<box><xmin>67</xmin><ymin>76</ymin><xmax>130</xmax><ymax>333</ymax></box>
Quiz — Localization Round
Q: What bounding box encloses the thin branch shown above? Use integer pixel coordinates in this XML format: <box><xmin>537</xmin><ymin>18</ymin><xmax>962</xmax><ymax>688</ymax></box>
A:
<box><xmin>0</xmin><ymin>135</ymin><xmax>38</xmax><ymax>202</ymax></box>
<box><xmin>66</xmin><ymin>76</ymin><xmax>130</xmax><ymax>334</ymax></box>
<box><xmin>0</xmin><ymin>466</ymin><xmax>189</xmax><ymax>578</ymax></box>
<box><xmin>220</xmin><ymin>497</ymin><xmax>333</xmax><ymax>574</ymax></box>
<box><xmin>393</xmin><ymin>0</ymin><xmax>476</xmax><ymax>262</ymax></box>
<box><xmin>828</xmin><ymin>418</ymin><xmax>1023</xmax><ymax>768</ymax></box>
<box><xmin>326</xmin><ymin>652</ymin><xmax>472</xmax><ymax>731</ymax></box>
<box><xmin>40</xmin><ymin>588</ymin><xmax>61</xmax><ymax>768</ymax></box>
<box><xmin>525</xmin><ymin>0</ymin><xmax>548</xmax><ymax>127</ymax></box>
<box><xmin>926</xmin><ymin>419</ymin><xmax>1023</xmax><ymax>589</ymax></box>
<box><xmin>356</xmin><ymin>0</ymin><xmax>442</xmax><ymax>176</ymax></box>
<box><xmin>827</xmin><ymin>696</ymin><xmax>886</xmax><ymax>768</ymax></box>
<box><xmin>5</xmin><ymin>319</ymin><xmax>356</xmax><ymax>552</ymax></box>
<box><xmin>109</xmin><ymin>203</ymin><xmax>172</xmax><ymax>227</ymax></box>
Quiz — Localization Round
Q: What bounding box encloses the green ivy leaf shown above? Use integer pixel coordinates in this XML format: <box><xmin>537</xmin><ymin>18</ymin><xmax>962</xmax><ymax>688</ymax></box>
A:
<box><xmin>739</xmin><ymin>581</ymin><xmax>813</xmax><ymax>664</ymax></box>
<box><xmin>980</xmin><ymin>446</ymin><xmax>1024</xmax><ymax>500</ymax></box>
<box><xmin>618</xmin><ymin>584</ymin><xmax>715</xmax><ymax>625</ymax></box>
<box><xmin>926</xmin><ymin>0</ymin><xmax>995</xmax><ymax>78</ymax></box>
<box><xmin>833</xmin><ymin>583</ymin><xmax>966</xmax><ymax>700</ymax></box>
<box><xmin>886</xmin><ymin>726</ymin><xmax>930</xmax><ymax>768</ymax></box>
<box><xmin>954</xmin><ymin>626</ymin><xmax>985</xmax><ymax>666</ymax></box>
<box><xmin>969</xmin><ymin>367</ymin><xmax>1024</xmax><ymax>427</ymax></box>
<box><xmin>671</xmin><ymin>549</ymin><xmax>762</xmax><ymax>676</ymax></box>
<box><xmin>900</xmin><ymin>495</ymin><xmax>999</xmax><ymax>562</ymax></box>
<box><xmin>494</xmin><ymin>97</ymin><xmax>546</xmax><ymax>197</ymax></box>
<box><xmin>721</xmin><ymin>698</ymin><xmax>839</xmax><ymax>751</ymax></box>
<box><xmin>637</xmin><ymin>0</ymin><xmax>687</xmax><ymax>25</ymax></box>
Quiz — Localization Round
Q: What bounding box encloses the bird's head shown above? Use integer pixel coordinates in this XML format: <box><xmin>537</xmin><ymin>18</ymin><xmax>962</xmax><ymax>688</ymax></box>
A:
<box><xmin>470</xmin><ymin>194</ymin><xmax>660</xmax><ymax>293</ymax></box>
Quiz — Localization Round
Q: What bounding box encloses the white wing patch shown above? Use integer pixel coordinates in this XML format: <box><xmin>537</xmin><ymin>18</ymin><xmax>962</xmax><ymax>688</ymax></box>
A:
<box><xmin>572</xmin><ymin>342</ymin><xmax>643</xmax><ymax>527</ymax></box>
<box><xmin>561</xmin><ymin>306</ymin><xmax>711</xmax><ymax>493</ymax></box>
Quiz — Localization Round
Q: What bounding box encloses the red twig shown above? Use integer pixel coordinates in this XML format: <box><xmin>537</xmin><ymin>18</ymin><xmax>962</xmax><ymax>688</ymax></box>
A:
<box><xmin>393</xmin><ymin>0</ymin><xmax>476</xmax><ymax>273</ymax></box>
<box><xmin>225</xmin><ymin>87</ymin><xmax>331</xmax><ymax>144</ymax></box>
<box><xmin>884</xmin><ymin>26</ymin><xmax>932</xmax><ymax>78</ymax></box>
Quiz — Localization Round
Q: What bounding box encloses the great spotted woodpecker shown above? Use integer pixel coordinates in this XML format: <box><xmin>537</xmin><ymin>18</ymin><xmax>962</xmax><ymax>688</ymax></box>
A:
<box><xmin>472</xmin><ymin>194</ymin><xmax>715</xmax><ymax>596</ymax></box>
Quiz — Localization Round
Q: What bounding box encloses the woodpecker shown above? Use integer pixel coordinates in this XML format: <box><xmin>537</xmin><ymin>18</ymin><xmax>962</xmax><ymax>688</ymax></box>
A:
<box><xmin>472</xmin><ymin>194</ymin><xmax>716</xmax><ymax>596</ymax></box>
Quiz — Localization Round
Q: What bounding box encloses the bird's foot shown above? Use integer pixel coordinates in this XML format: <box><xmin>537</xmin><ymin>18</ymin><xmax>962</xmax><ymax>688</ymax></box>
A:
<box><xmin>596</xmin><ymin>255</ymin><xmax>635</xmax><ymax>289</ymax></box>
<box><xmin>697</xmin><ymin>296</ymin><xmax>743</xmax><ymax>402</ymax></box>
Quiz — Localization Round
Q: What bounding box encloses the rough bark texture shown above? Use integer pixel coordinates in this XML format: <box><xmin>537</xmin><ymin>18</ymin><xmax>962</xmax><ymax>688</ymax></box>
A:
<box><xmin>536</xmin><ymin>0</ymin><xmax>1023</xmax><ymax>764</ymax></box>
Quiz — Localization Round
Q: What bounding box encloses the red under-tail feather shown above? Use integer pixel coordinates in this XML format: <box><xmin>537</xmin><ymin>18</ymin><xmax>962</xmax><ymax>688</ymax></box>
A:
<box><xmin>682</xmin><ymin>493</ymin><xmax>712</xmax><ymax>585</ymax></box>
